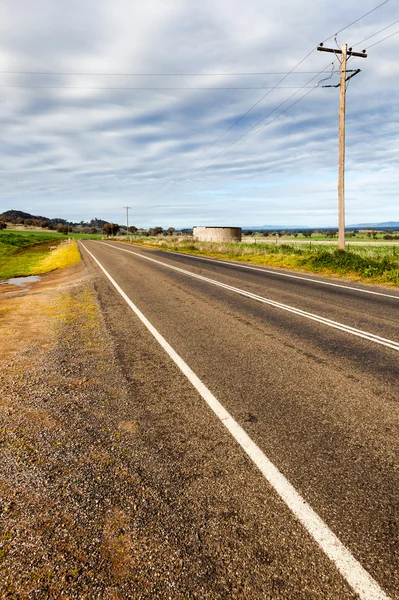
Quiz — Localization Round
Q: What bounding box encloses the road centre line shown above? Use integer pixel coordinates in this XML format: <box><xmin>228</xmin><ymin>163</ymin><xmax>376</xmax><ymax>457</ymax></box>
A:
<box><xmin>125</xmin><ymin>245</ymin><xmax>399</xmax><ymax>301</ymax></box>
<box><xmin>81</xmin><ymin>242</ymin><xmax>391</xmax><ymax>600</ymax></box>
<box><xmin>98</xmin><ymin>242</ymin><xmax>399</xmax><ymax>352</ymax></box>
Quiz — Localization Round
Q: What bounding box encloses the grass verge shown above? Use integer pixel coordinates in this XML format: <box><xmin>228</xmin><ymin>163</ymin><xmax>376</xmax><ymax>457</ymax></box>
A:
<box><xmin>0</xmin><ymin>231</ymin><xmax>81</xmax><ymax>280</ymax></box>
<box><xmin>34</xmin><ymin>240</ymin><xmax>81</xmax><ymax>275</ymax></box>
<box><xmin>127</xmin><ymin>237</ymin><xmax>399</xmax><ymax>287</ymax></box>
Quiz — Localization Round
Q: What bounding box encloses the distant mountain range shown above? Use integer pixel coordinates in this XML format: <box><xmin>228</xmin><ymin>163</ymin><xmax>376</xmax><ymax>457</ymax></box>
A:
<box><xmin>348</xmin><ymin>221</ymin><xmax>399</xmax><ymax>228</ymax></box>
<box><xmin>243</xmin><ymin>222</ymin><xmax>399</xmax><ymax>231</ymax></box>
<box><xmin>243</xmin><ymin>225</ymin><xmax>310</xmax><ymax>230</ymax></box>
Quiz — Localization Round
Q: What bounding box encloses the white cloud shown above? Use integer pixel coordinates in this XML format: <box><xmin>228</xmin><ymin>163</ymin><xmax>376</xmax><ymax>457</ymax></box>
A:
<box><xmin>0</xmin><ymin>0</ymin><xmax>398</xmax><ymax>226</ymax></box>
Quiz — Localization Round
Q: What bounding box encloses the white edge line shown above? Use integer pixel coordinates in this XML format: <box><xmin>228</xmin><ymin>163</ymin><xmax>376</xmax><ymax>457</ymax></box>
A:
<box><xmin>96</xmin><ymin>241</ymin><xmax>399</xmax><ymax>352</ymax></box>
<box><xmin>110</xmin><ymin>241</ymin><xmax>399</xmax><ymax>301</ymax></box>
<box><xmin>81</xmin><ymin>242</ymin><xmax>391</xmax><ymax>600</ymax></box>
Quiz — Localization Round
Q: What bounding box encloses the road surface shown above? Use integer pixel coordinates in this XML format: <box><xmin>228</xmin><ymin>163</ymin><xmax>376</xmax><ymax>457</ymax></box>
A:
<box><xmin>80</xmin><ymin>240</ymin><xmax>399</xmax><ymax>600</ymax></box>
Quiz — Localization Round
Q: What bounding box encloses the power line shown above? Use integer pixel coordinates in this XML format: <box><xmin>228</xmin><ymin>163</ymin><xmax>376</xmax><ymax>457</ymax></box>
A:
<box><xmin>182</xmin><ymin>66</ymin><xmax>329</xmax><ymax>180</ymax></box>
<box><xmin>0</xmin><ymin>84</ymin><xmax>319</xmax><ymax>91</ymax></box>
<box><xmin>353</xmin><ymin>18</ymin><xmax>399</xmax><ymax>47</ymax></box>
<box><xmin>229</xmin><ymin>86</ymin><xmax>320</xmax><ymax>154</ymax></box>
<box><xmin>176</xmin><ymin>2</ymin><xmax>390</xmax><ymax>184</ymax></box>
<box><xmin>0</xmin><ymin>70</ymin><xmax>332</xmax><ymax>76</ymax></box>
<box><xmin>170</xmin><ymin>51</ymin><xmax>320</xmax><ymax>178</ymax></box>
<box><xmin>365</xmin><ymin>29</ymin><xmax>399</xmax><ymax>49</ymax></box>
<box><xmin>168</xmin><ymin>0</ymin><xmax>391</xmax><ymax>182</ymax></box>
<box><xmin>172</xmin><ymin>87</ymin><xmax>320</xmax><ymax>190</ymax></box>
<box><xmin>321</xmin><ymin>0</ymin><xmax>390</xmax><ymax>43</ymax></box>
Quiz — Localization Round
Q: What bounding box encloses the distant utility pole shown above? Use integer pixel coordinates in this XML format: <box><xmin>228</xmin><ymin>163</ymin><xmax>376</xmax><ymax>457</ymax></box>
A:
<box><xmin>317</xmin><ymin>42</ymin><xmax>367</xmax><ymax>250</ymax></box>
<box><xmin>124</xmin><ymin>206</ymin><xmax>132</xmax><ymax>239</ymax></box>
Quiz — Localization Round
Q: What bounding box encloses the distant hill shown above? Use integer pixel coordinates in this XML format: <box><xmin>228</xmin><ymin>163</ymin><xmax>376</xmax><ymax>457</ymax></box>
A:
<box><xmin>349</xmin><ymin>221</ymin><xmax>399</xmax><ymax>229</ymax></box>
<box><xmin>0</xmin><ymin>209</ymin><xmax>109</xmax><ymax>233</ymax></box>
<box><xmin>2</xmin><ymin>209</ymin><xmax>47</xmax><ymax>220</ymax></box>
<box><xmin>244</xmin><ymin>222</ymin><xmax>399</xmax><ymax>231</ymax></box>
<box><xmin>2</xmin><ymin>209</ymin><xmax>67</xmax><ymax>224</ymax></box>
<box><xmin>243</xmin><ymin>225</ymin><xmax>310</xmax><ymax>231</ymax></box>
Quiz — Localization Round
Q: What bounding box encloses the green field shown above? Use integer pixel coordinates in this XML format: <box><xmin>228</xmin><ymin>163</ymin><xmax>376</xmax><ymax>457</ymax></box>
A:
<box><xmin>243</xmin><ymin>231</ymin><xmax>399</xmax><ymax>243</ymax></box>
<box><xmin>0</xmin><ymin>231</ymin><xmax>62</xmax><ymax>279</ymax></box>
<box><xmin>66</xmin><ymin>232</ymin><xmax>103</xmax><ymax>240</ymax></box>
<box><xmin>0</xmin><ymin>229</ymin><xmax>101</xmax><ymax>280</ymax></box>
<box><xmin>128</xmin><ymin>236</ymin><xmax>399</xmax><ymax>287</ymax></box>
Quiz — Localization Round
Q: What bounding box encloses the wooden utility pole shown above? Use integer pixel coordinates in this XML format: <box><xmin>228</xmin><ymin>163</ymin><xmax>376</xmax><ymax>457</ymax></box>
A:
<box><xmin>317</xmin><ymin>42</ymin><xmax>367</xmax><ymax>250</ymax></box>
<box><xmin>124</xmin><ymin>206</ymin><xmax>131</xmax><ymax>239</ymax></box>
<box><xmin>338</xmin><ymin>44</ymin><xmax>348</xmax><ymax>250</ymax></box>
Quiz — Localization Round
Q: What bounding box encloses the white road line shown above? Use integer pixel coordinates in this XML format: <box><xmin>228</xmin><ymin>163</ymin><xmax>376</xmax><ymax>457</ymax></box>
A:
<box><xmin>97</xmin><ymin>241</ymin><xmax>399</xmax><ymax>352</ymax></box>
<box><xmin>81</xmin><ymin>242</ymin><xmax>391</xmax><ymax>600</ymax></box>
<box><xmin>109</xmin><ymin>241</ymin><xmax>399</xmax><ymax>300</ymax></box>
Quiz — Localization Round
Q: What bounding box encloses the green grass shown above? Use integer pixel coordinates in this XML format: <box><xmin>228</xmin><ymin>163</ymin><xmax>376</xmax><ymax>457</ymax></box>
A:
<box><xmin>0</xmin><ymin>230</ymin><xmax>64</xmax><ymax>248</ymax></box>
<box><xmin>0</xmin><ymin>229</ymin><xmax>105</xmax><ymax>279</ymax></box>
<box><xmin>0</xmin><ymin>230</ymin><xmax>64</xmax><ymax>280</ymax></box>
<box><xmin>128</xmin><ymin>236</ymin><xmax>399</xmax><ymax>287</ymax></box>
<box><xmin>66</xmin><ymin>233</ymin><xmax>103</xmax><ymax>240</ymax></box>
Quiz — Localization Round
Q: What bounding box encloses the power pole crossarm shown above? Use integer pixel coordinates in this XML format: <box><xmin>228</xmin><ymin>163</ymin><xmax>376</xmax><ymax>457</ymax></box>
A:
<box><xmin>317</xmin><ymin>45</ymin><xmax>367</xmax><ymax>58</ymax></box>
<box><xmin>322</xmin><ymin>69</ymin><xmax>361</xmax><ymax>88</ymax></box>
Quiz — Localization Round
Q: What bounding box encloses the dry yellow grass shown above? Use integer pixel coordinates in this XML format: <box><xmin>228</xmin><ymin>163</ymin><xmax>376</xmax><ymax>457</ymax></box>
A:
<box><xmin>34</xmin><ymin>240</ymin><xmax>81</xmax><ymax>275</ymax></box>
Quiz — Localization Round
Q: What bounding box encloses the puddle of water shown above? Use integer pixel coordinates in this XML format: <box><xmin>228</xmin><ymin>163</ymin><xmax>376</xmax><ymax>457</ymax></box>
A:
<box><xmin>0</xmin><ymin>275</ymin><xmax>41</xmax><ymax>288</ymax></box>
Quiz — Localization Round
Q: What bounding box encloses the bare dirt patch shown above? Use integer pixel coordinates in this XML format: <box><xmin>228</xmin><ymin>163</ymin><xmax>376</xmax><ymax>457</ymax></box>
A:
<box><xmin>0</xmin><ymin>262</ymin><xmax>85</xmax><ymax>361</ymax></box>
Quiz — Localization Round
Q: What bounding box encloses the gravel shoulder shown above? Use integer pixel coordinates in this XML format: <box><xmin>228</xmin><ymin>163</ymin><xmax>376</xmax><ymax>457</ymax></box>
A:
<box><xmin>1</xmin><ymin>269</ymin><xmax>193</xmax><ymax>599</ymax></box>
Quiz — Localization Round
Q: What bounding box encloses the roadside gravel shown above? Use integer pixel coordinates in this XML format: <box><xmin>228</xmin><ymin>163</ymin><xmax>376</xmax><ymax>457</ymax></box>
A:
<box><xmin>0</xmin><ymin>278</ymin><xmax>191</xmax><ymax>599</ymax></box>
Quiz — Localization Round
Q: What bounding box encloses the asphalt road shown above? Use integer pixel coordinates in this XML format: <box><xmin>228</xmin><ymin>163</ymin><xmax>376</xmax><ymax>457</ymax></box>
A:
<box><xmin>80</xmin><ymin>240</ymin><xmax>399</xmax><ymax>599</ymax></box>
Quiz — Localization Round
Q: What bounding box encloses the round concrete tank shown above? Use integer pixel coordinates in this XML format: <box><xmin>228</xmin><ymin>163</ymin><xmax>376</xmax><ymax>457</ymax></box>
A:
<box><xmin>193</xmin><ymin>226</ymin><xmax>242</xmax><ymax>242</ymax></box>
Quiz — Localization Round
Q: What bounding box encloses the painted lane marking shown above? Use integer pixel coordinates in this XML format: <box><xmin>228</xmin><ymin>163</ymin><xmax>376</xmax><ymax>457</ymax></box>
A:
<box><xmin>98</xmin><ymin>241</ymin><xmax>399</xmax><ymax>352</ymax></box>
<box><xmin>109</xmin><ymin>241</ymin><xmax>399</xmax><ymax>301</ymax></box>
<box><xmin>81</xmin><ymin>242</ymin><xmax>391</xmax><ymax>600</ymax></box>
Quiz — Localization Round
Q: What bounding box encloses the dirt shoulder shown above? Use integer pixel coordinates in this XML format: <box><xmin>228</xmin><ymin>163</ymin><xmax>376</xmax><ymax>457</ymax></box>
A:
<box><xmin>0</xmin><ymin>262</ymin><xmax>85</xmax><ymax>361</ymax></box>
<box><xmin>1</xmin><ymin>266</ymin><xmax>199</xmax><ymax>599</ymax></box>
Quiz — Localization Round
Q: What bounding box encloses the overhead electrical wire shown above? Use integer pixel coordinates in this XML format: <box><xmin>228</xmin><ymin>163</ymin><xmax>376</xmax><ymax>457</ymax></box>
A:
<box><xmin>165</xmin><ymin>0</ymin><xmax>392</xmax><ymax>184</ymax></box>
<box><xmin>0</xmin><ymin>0</ymin><xmax>392</xmax><ymax>193</ymax></box>
<box><xmin>0</xmin><ymin>70</ymin><xmax>332</xmax><ymax>76</ymax></box>
<box><xmin>352</xmin><ymin>17</ymin><xmax>399</xmax><ymax>47</ymax></box>
<box><xmin>317</xmin><ymin>64</ymin><xmax>339</xmax><ymax>87</ymax></box>
<box><xmin>218</xmin><ymin>87</ymin><xmax>321</xmax><ymax>159</ymax></box>
<box><xmin>167</xmin><ymin>52</ymin><xmax>321</xmax><ymax>179</ymax></box>
<box><xmin>364</xmin><ymin>28</ymin><xmax>399</xmax><ymax>49</ymax></box>
<box><xmin>156</xmin><ymin>70</ymin><xmax>327</xmax><ymax>196</ymax></box>
<box><xmin>0</xmin><ymin>84</ymin><xmax>320</xmax><ymax>91</ymax></box>
<box><xmin>180</xmin><ymin>65</ymin><xmax>332</xmax><ymax>182</ymax></box>
<box><xmin>321</xmin><ymin>0</ymin><xmax>390</xmax><ymax>43</ymax></box>
<box><xmin>168</xmin><ymin>86</ymin><xmax>322</xmax><ymax>192</ymax></box>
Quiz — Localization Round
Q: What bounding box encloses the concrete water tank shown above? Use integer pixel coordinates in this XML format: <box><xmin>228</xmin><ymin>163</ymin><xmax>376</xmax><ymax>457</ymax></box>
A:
<box><xmin>193</xmin><ymin>226</ymin><xmax>242</xmax><ymax>242</ymax></box>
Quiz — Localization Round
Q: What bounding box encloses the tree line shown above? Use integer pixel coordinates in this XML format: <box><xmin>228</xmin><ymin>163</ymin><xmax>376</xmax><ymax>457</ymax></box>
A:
<box><xmin>0</xmin><ymin>211</ymin><xmax>187</xmax><ymax>237</ymax></box>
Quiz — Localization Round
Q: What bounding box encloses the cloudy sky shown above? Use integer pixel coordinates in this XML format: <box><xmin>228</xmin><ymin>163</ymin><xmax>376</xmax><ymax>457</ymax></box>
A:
<box><xmin>0</xmin><ymin>0</ymin><xmax>398</xmax><ymax>227</ymax></box>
